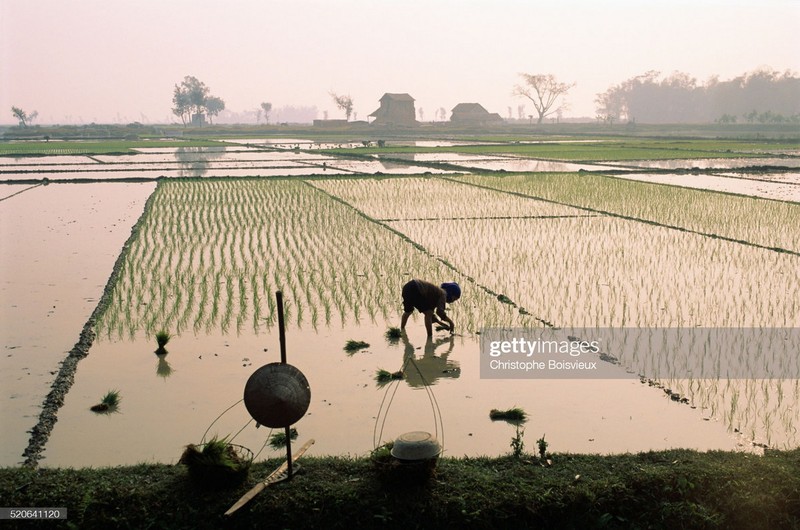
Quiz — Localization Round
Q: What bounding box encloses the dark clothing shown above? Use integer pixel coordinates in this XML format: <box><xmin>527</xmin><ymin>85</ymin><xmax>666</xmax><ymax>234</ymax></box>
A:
<box><xmin>402</xmin><ymin>279</ymin><xmax>447</xmax><ymax>317</ymax></box>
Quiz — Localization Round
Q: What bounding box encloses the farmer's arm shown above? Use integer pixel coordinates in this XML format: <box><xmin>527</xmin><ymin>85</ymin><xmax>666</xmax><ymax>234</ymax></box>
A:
<box><xmin>436</xmin><ymin>307</ymin><xmax>455</xmax><ymax>333</ymax></box>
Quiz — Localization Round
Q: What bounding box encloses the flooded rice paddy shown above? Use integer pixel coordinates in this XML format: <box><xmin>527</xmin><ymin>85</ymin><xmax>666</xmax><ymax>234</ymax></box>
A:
<box><xmin>1</xmin><ymin>137</ymin><xmax>798</xmax><ymax>467</ymax></box>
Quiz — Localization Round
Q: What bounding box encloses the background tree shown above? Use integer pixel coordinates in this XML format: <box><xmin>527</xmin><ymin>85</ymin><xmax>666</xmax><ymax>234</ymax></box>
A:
<box><xmin>205</xmin><ymin>96</ymin><xmax>225</xmax><ymax>124</ymax></box>
<box><xmin>261</xmin><ymin>102</ymin><xmax>272</xmax><ymax>124</ymax></box>
<box><xmin>11</xmin><ymin>106</ymin><xmax>37</xmax><ymax>127</ymax></box>
<box><xmin>513</xmin><ymin>73</ymin><xmax>575</xmax><ymax>124</ymax></box>
<box><xmin>595</xmin><ymin>69</ymin><xmax>799</xmax><ymax>124</ymax></box>
<box><xmin>437</xmin><ymin>107</ymin><xmax>447</xmax><ymax>121</ymax></box>
<box><xmin>329</xmin><ymin>93</ymin><xmax>354</xmax><ymax>121</ymax></box>
<box><xmin>418</xmin><ymin>107</ymin><xmax>425</xmax><ymax>121</ymax></box>
<box><xmin>594</xmin><ymin>88</ymin><xmax>625</xmax><ymax>124</ymax></box>
<box><xmin>172</xmin><ymin>76</ymin><xmax>221</xmax><ymax>126</ymax></box>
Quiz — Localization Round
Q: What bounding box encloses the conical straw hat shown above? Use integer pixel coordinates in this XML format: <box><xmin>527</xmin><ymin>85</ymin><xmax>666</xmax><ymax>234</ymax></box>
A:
<box><xmin>243</xmin><ymin>362</ymin><xmax>311</xmax><ymax>428</ymax></box>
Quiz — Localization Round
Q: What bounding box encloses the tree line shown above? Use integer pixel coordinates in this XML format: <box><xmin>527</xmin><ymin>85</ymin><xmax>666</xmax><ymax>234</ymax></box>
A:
<box><xmin>10</xmin><ymin>69</ymin><xmax>798</xmax><ymax>127</ymax></box>
<box><xmin>596</xmin><ymin>69</ymin><xmax>800</xmax><ymax>124</ymax></box>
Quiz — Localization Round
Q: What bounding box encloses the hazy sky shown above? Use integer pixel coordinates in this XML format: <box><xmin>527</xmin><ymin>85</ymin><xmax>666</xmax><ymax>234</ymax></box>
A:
<box><xmin>2</xmin><ymin>0</ymin><xmax>798</xmax><ymax>124</ymax></box>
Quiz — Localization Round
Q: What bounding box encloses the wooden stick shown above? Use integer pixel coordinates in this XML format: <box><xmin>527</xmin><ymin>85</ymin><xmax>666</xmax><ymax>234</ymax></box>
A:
<box><xmin>224</xmin><ymin>439</ymin><xmax>315</xmax><ymax>516</ymax></box>
<box><xmin>276</xmin><ymin>291</ymin><xmax>286</xmax><ymax>364</ymax></box>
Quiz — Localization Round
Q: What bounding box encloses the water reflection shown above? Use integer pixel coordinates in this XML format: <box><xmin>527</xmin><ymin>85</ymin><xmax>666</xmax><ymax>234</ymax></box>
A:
<box><xmin>401</xmin><ymin>333</ymin><xmax>460</xmax><ymax>387</ymax></box>
<box><xmin>156</xmin><ymin>354</ymin><xmax>173</xmax><ymax>378</ymax></box>
<box><xmin>174</xmin><ymin>147</ymin><xmax>226</xmax><ymax>177</ymax></box>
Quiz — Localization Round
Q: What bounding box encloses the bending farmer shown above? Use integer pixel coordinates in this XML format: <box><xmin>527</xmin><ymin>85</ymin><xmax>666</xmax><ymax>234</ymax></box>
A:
<box><xmin>400</xmin><ymin>279</ymin><xmax>461</xmax><ymax>337</ymax></box>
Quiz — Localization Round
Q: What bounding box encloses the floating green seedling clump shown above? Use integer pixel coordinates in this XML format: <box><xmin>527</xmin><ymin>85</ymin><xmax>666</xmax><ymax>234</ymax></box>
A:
<box><xmin>155</xmin><ymin>330</ymin><xmax>171</xmax><ymax>354</ymax></box>
<box><xmin>269</xmin><ymin>428</ymin><xmax>299</xmax><ymax>449</ymax></box>
<box><xmin>490</xmin><ymin>407</ymin><xmax>527</xmax><ymax>423</ymax></box>
<box><xmin>90</xmin><ymin>390</ymin><xmax>121</xmax><ymax>413</ymax></box>
<box><xmin>385</xmin><ymin>327</ymin><xmax>403</xmax><ymax>342</ymax></box>
<box><xmin>375</xmin><ymin>369</ymin><xmax>404</xmax><ymax>383</ymax></box>
<box><xmin>344</xmin><ymin>340</ymin><xmax>370</xmax><ymax>353</ymax></box>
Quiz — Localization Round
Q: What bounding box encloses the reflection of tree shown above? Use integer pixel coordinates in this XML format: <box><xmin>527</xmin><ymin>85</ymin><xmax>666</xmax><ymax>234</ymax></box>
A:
<box><xmin>401</xmin><ymin>333</ymin><xmax>460</xmax><ymax>387</ymax></box>
<box><xmin>174</xmin><ymin>147</ymin><xmax>225</xmax><ymax>177</ymax></box>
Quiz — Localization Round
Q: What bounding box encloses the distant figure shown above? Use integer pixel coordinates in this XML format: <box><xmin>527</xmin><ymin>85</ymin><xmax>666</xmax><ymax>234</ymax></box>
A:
<box><xmin>400</xmin><ymin>279</ymin><xmax>461</xmax><ymax>337</ymax></box>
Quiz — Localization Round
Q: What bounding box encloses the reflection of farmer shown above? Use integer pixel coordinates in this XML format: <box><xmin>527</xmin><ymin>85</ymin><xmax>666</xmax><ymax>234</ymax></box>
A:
<box><xmin>400</xmin><ymin>279</ymin><xmax>461</xmax><ymax>337</ymax></box>
<box><xmin>402</xmin><ymin>332</ymin><xmax>460</xmax><ymax>387</ymax></box>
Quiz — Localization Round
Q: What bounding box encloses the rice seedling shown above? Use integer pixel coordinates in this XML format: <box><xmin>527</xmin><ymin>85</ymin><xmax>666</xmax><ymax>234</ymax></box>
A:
<box><xmin>90</xmin><ymin>390</ymin><xmax>121</xmax><ymax>413</ymax></box>
<box><xmin>510</xmin><ymin>425</ymin><xmax>525</xmax><ymax>459</ymax></box>
<box><xmin>536</xmin><ymin>435</ymin><xmax>549</xmax><ymax>460</ymax></box>
<box><xmin>154</xmin><ymin>330</ymin><xmax>171</xmax><ymax>354</ymax></box>
<box><xmin>375</xmin><ymin>369</ymin><xmax>404</xmax><ymax>383</ymax></box>
<box><xmin>344</xmin><ymin>340</ymin><xmax>370</xmax><ymax>354</ymax></box>
<box><xmin>385</xmin><ymin>327</ymin><xmax>403</xmax><ymax>342</ymax></box>
<box><xmin>268</xmin><ymin>428</ymin><xmax>299</xmax><ymax>449</ymax></box>
<box><xmin>490</xmin><ymin>407</ymin><xmax>528</xmax><ymax>423</ymax></box>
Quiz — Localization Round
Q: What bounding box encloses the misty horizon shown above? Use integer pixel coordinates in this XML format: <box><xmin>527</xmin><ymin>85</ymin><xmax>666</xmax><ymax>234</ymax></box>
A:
<box><xmin>2</xmin><ymin>1</ymin><xmax>799</xmax><ymax>126</ymax></box>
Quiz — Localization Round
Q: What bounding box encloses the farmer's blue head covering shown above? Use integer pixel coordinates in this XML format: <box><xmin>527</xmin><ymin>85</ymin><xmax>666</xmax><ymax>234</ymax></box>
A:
<box><xmin>441</xmin><ymin>282</ymin><xmax>461</xmax><ymax>302</ymax></box>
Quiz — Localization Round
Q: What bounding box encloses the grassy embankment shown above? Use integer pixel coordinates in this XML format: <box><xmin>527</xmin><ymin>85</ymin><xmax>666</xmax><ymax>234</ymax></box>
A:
<box><xmin>0</xmin><ymin>139</ymin><xmax>225</xmax><ymax>156</ymax></box>
<box><xmin>1</xmin><ymin>449</ymin><xmax>798</xmax><ymax>529</ymax></box>
<box><xmin>321</xmin><ymin>139</ymin><xmax>797</xmax><ymax>161</ymax></box>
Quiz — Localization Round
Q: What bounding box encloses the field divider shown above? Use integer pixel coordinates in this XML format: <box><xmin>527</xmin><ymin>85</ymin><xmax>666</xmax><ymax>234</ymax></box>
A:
<box><xmin>20</xmin><ymin>183</ymin><xmax>159</xmax><ymax>467</ymax></box>
<box><xmin>441</xmin><ymin>175</ymin><xmax>800</xmax><ymax>257</ymax></box>
<box><xmin>377</xmin><ymin>214</ymin><xmax>600</xmax><ymax>222</ymax></box>
<box><xmin>303</xmin><ymin>180</ymin><xmax>557</xmax><ymax>329</ymax></box>
<box><xmin>0</xmin><ymin>183</ymin><xmax>44</xmax><ymax>202</ymax></box>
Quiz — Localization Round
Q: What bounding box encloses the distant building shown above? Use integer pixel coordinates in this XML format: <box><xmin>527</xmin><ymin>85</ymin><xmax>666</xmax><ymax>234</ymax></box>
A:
<box><xmin>450</xmin><ymin>103</ymin><xmax>503</xmax><ymax>125</ymax></box>
<box><xmin>369</xmin><ymin>93</ymin><xmax>417</xmax><ymax>127</ymax></box>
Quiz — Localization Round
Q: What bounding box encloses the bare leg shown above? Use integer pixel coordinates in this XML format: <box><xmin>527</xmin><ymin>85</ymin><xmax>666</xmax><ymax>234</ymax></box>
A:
<box><xmin>400</xmin><ymin>311</ymin><xmax>412</xmax><ymax>330</ymax></box>
<box><xmin>424</xmin><ymin>311</ymin><xmax>434</xmax><ymax>337</ymax></box>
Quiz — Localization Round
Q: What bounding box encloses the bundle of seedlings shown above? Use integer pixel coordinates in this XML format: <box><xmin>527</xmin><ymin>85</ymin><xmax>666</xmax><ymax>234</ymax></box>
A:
<box><xmin>90</xmin><ymin>390</ymin><xmax>120</xmax><ymax>414</ymax></box>
<box><xmin>155</xmin><ymin>330</ymin><xmax>171</xmax><ymax>355</ymax></box>
<box><xmin>268</xmin><ymin>428</ymin><xmax>299</xmax><ymax>449</ymax></box>
<box><xmin>489</xmin><ymin>407</ymin><xmax>528</xmax><ymax>423</ymax></box>
<box><xmin>179</xmin><ymin>436</ymin><xmax>253</xmax><ymax>488</ymax></box>
<box><xmin>375</xmin><ymin>369</ymin><xmax>404</xmax><ymax>384</ymax></box>
<box><xmin>344</xmin><ymin>339</ymin><xmax>370</xmax><ymax>353</ymax></box>
<box><xmin>384</xmin><ymin>327</ymin><xmax>403</xmax><ymax>342</ymax></box>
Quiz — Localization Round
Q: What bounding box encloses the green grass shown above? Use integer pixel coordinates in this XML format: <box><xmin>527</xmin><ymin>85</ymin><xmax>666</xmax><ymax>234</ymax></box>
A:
<box><xmin>320</xmin><ymin>138</ymin><xmax>788</xmax><ymax>161</ymax></box>
<box><xmin>0</xmin><ymin>139</ymin><xmax>225</xmax><ymax>156</ymax></box>
<box><xmin>1</xmin><ymin>449</ymin><xmax>797</xmax><ymax>528</ymax></box>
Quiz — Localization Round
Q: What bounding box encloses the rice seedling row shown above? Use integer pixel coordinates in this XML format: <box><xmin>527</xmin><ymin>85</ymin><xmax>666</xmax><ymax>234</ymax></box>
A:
<box><xmin>95</xmin><ymin>179</ymin><xmax>529</xmax><ymax>343</ymax></box>
<box><xmin>453</xmin><ymin>173</ymin><xmax>800</xmax><ymax>252</ymax></box>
